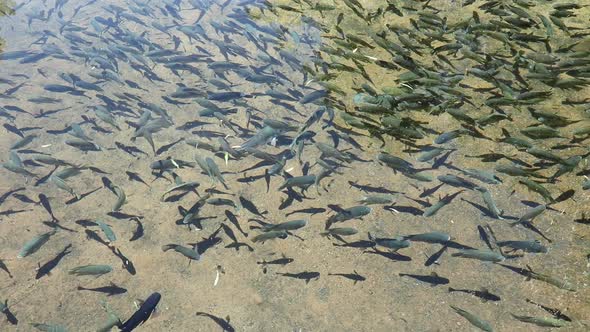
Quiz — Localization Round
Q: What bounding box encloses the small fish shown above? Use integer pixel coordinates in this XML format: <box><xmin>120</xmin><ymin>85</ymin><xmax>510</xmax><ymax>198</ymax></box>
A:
<box><xmin>450</xmin><ymin>306</ymin><xmax>493</xmax><ymax>332</ymax></box>
<box><xmin>497</xmin><ymin>240</ymin><xmax>547</xmax><ymax>253</ymax></box>
<box><xmin>511</xmin><ymin>314</ymin><xmax>569</xmax><ymax>328</ymax></box>
<box><xmin>252</xmin><ymin>230</ymin><xmax>288</xmax><ymax>243</ymax></box>
<box><xmin>195</xmin><ymin>312</ymin><xmax>235</xmax><ymax>332</ymax></box>
<box><xmin>358</xmin><ymin>194</ymin><xmax>396</xmax><ymax>205</ymax></box>
<box><xmin>524</xmin><ymin>265</ymin><xmax>576</xmax><ymax>291</ymax></box>
<box><xmin>69</xmin><ymin>264</ymin><xmax>112</xmax><ymax>276</ymax></box>
<box><xmin>162</xmin><ymin>244</ymin><xmax>200</xmax><ymax>261</ymax></box>
<box><xmin>320</xmin><ymin>227</ymin><xmax>358</xmax><ymax>238</ymax></box>
<box><xmin>111</xmin><ymin>185</ymin><xmax>126</xmax><ymax>212</ymax></box>
<box><xmin>49</xmin><ymin>175</ymin><xmax>78</xmax><ymax>199</ymax></box>
<box><xmin>38</xmin><ymin>194</ymin><xmax>57</xmax><ymax>221</ymax></box>
<box><xmin>278</xmin><ymin>175</ymin><xmax>316</xmax><ymax>190</ymax></box>
<box><xmin>239</xmin><ymin>196</ymin><xmax>267</xmax><ymax>217</ymax></box>
<box><xmin>257</xmin><ymin>255</ymin><xmax>294</xmax><ymax>267</ymax></box>
<box><xmin>451</xmin><ymin>249</ymin><xmax>505</xmax><ymax>262</ymax></box>
<box><xmin>95</xmin><ymin>220</ymin><xmax>116</xmax><ymax>243</ymax></box>
<box><xmin>514</xmin><ymin>204</ymin><xmax>546</xmax><ymax>224</ymax></box>
<box><xmin>262</xmin><ymin>219</ymin><xmax>307</xmax><ymax>232</ymax></box>
<box><xmin>327</xmin><ymin>205</ymin><xmax>371</xmax><ymax>224</ymax></box>
<box><xmin>77</xmin><ymin>282</ymin><xmax>127</xmax><ymax>296</ymax></box>
<box><xmin>285</xmin><ymin>207</ymin><xmax>326</xmax><ymax>217</ymax></box>
<box><xmin>369</xmin><ymin>233</ymin><xmax>411</xmax><ymax>251</ymax></box>
<box><xmin>18</xmin><ymin>230</ymin><xmax>56</xmax><ymax>258</ymax></box>
<box><xmin>404</xmin><ymin>232</ymin><xmax>450</xmax><ymax>244</ymax></box>
<box><xmin>475</xmin><ymin>187</ymin><xmax>503</xmax><ymax>219</ymax></box>
<box><xmin>10</xmin><ymin>134</ymin><xmax>37</xmax><ymax>150</ymax></box>
<box><xmin>129</xmin><ymin>218</ymin><xmax>144</xmax><ymax>241</ymax></box>
<box><xmin>328</xmin><ymin>270</ymin><xmax>366</xmax><ymax>284</ymax></box>
<box><xmin>0</xmin><ymin>298</ymin><xmax>17</xmax><ymax>325</ymax></box>
<box><xmin>31</xmin><ymin>323</ymin><xmax>67</xmax><ymax>332</ymax></box>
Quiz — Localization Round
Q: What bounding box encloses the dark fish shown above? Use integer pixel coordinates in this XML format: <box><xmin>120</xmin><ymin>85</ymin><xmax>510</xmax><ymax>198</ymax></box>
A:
<box><xmin>224</xmin><ymin>210</ymin><xmax>247</xmax><ymax>238</ymax></box>
<box><xmin>11</xmin><ymin>193</ymin><xmax>37</xmax><ymax>204</ymax></box>
<box><xmin>285</xmin><ymin>207</ymin><xmax>326</xmax><ymax>216</ymax></box>
<box><xmin>38</xmin><ymin>194</ymin><xmax>57</xmax><ymax>221</ymax></box>
<box><xmin>0</xmin><ymin>187</ymin><xmax>24</xmax><ymax>206</ymax></box>
<box><xmin>116</xmin><ymin>142</ymin><xmax>148</xmax><ymax>157</ymax></box>
<box><xmin>399</xmin><ymin>272</ymin><xmax>449</xmax><ymax>286</ymax></box>
<box><xmin>126</xmin><ymin>171</ymin><xmax>149</xmax><ymax>187</ymax></box>
<box><xmin>333</xmin><ymin>240</ymin><xmax>375</xmax><ymax>248</ymax></box>
<box><xmin>276</xmin><ymin>271</ymin><xmax>320</xmax><ymax>283</ymax></box>
<box><xmin>425</xmin><ymin>245</ymin><xmax>448</xmax><ymax>266</ymax></box>
<box><xmin>257</xmin><ymin>255</ymin><xmax>294</xmax><ymax>267</ymax></box>
<box><xmin>3</xmin><ymin>123</ymin><xmax>24</xmax><ymax>137</ymax></box>
<box><xmin>119</xmin><ymin>292</ymin><xmax>161</xmax><ymax>332</ymax></box>
<box><xmin>195</xmin><ymin>312</ymin><xmax>235</xmax><ymax>332</ymax></box>
<box><xmin>239</xmin><ymin>196</ymin><xmax>267</xmax><ymax>218</ymax></box>
<box><xmin>348</xmin><ymin>181</ymin><xmax>398</xmax><ymax>194</ymax></box>
<box><xmin>1</xmin><ymin>299</ymin><xmax>18</xmax><ymax>325</ymax></box>
<box><xmin>129</xmin><ymin>218</ymin><xmax>144</xmax><ymax>241</ymax></box>
<box><xmin>328</xmin><ymin>270</ymin><xmax>366</xmax><ymax>284</ymax></box>
<box><xmin>111</xmin><ymin>247</ymin><xmax>136</xmax><ymax>275</ymax></box>
<box><xmin>0</xmin><ymin>259</ymin><xmax>13</xmax><ymax>278</ymax></box>
<box><xmin>77</xmin><ymin>282</ymin><xmax>127</xmax><ymax>296</ymax></box>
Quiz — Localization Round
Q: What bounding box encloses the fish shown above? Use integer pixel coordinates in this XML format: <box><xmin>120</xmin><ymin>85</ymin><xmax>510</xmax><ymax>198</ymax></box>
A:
<box><xmin>252</xmin><ymin>230</ymin><xmax>288</xmax><ymax>243</ymax></box>
<box><xmin>523</xmin><ymin>265</ymin><xmax>576</xmax><ymax>291</ymax></box>
<box><xmin>129</xmin><ymin>218</ymin><xmax>144</xmax><ymax>242</ymax></box>
<box><xmin>49</xmin><ymin>175</ymin><xmax>78</xmax><ymax>199</ymax></box>
<box><xmin>96</xmin><ymin>220</ymin><xmax>116</xmax><ymax>243</ymax></box>
<box><xmin>358</xmin><ymin>194</ymin><xmax>396</xmax><ymax>205</ymax></box>
<box><xmin>257</xmin><ymin>255</ymin><xmax>294</xmax><ymax>267</ymax></box>
<box><xmin>510</xmin><ymin>314</ymin><xmax>569</xmax><ymax>328</ymax></box>
<box><xmin>238</xmin><ymin>196</ymin><xmax>267</xmax><ymax>218</ymax></box>
<box><xmin>261</xmin><ymin>219</ymin><xmax>307</xmax><ymax>232</ymax></box>
<box><xmin>450</xmin><ymin>306</ymin><xmax>493</xmax><ymax>332</ymax></box>
<box><xmin>369</xmin><ymin>233</ymin><xmax>411</xmax><ymax>251</ymax></box>
<box><xmin>475</xmin><ymin>187</ymin><xmax>503</xmax><ymax>219</ymax></box>
<box><xmin>31</xmin><ymin>323</ymin><xmax>67</xmax><ymax>331</ymax></box>
<box><xmin>327</xmin><ymin>205</ymin><xmax>371</xmax><ymax>224</ymax></box>
<box><xmin>10</xmin><ymin>134</ymin><xmax>37</xmax><ymax>150</ymax></box>
<box><xmin>0</xmin><ymin>299</ymin><xmax>18</xmax><ymax>325</ymax></box>
<box><xmin>277</xmin><ymin>175</ymin><xmax>316</xmax><ymax>191</ymax></box>
<box><xmin>161</xmin><ymin>244</ymin><xmax>200</xmax><ymax>261</ymax></box>
<box><xmin>497</xmin><ymin>240</ymin><xmax>547</xmax><ymax>253</ymax></box>
<box><xmin>451</xmin><ymin>249</ymin><xmax>505</xmax><ymax>263</ymax></box>
<box><xmin>285</xmin><ymin>207</ymin><xmax>326</xmax><ymax>217</ymax></box>
<box><xmin>404</xmin><ymin>232</ymin><xmax>450</xmax><ymax>244</ymax></box>
<box><xmin>18</xmin><ymin>230</ymin><xmax>56</xmax><ymax>258</ymax></box>
<box><xmin>512</xmin><ymin>204</ymin><xmax>546</xmax><ymax>225</ymax></box>
<box><xmin>423</xmin><ymin>191</ymin><xmax>463</xmax><ymax>217</ymax></box>
<box><xmin>69</xmin><ymin>265</ymin><xmax>112</xmax><ymax>276</ymax></box>
<box><xmin>195</xmin><ymin>312</ymin><xmax>235</xmax><ymax>332</ymax></box>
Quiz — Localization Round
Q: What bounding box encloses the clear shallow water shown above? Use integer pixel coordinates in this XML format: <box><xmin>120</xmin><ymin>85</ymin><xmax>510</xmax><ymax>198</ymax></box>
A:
<box><xmin>0</xmin><ymin>0</ymin><xmax>589</xmax><ymax>331</ymax></box>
